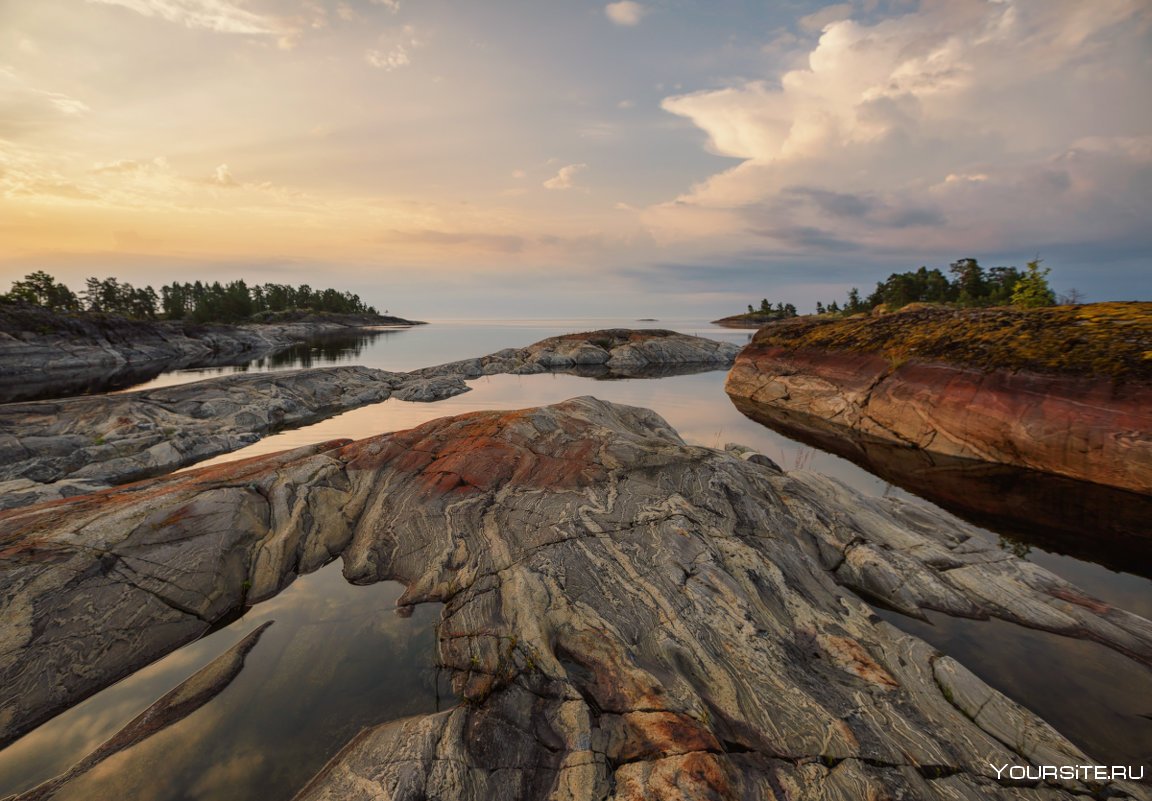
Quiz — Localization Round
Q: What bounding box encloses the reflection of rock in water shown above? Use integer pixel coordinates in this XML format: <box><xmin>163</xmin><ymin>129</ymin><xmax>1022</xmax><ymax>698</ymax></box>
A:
<box><xmin>261</xmin><ymin>330</ymin><xmax>399</xmax><ymax>369</ymax></box>
<box><xmin>0</xmin><ymin>330</ymin><xmax>397</xmax><ymax>404</ymax></box>
<box><xmin>11</xmin><ymin>622</ymin><xmax>272</xmax><ymax>801</ymax></box>
<box><xmin>559</xmin><ymin>361</ymin><xmax>729</xmax><ymax>380</ymax></box>
<box><xmin>730</xmin><ymin>396</ymin><xmax>1152</xmax><ymax>578</ymax></box>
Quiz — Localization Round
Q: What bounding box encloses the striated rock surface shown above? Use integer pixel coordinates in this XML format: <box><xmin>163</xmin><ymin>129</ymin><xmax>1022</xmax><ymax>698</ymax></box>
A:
<box><xmin>0</xmin><ymin>330</ymin><xmax>735</xmax><ymax>510</ymax></box>
<box><xmin>2</xmin><ymin>398</ymin><xmax>1149</xmax><ymax>800</ymax></box>
<box><xmin>725</xmin><ymin>305</ymin><xmax>1152</xmax><ymax>493</ymax></box>
<box><xmin>0</xmin><ymin>366</ymin><xmax>460</xmax><ymax>507</ymax></box>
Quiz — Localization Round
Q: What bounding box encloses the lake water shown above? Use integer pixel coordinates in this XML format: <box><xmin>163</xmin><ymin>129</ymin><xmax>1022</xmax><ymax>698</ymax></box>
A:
<box><xmin>1</xmin><ymin>318</ymin><xmax>1149</xmax><ymax>797</ymax></box>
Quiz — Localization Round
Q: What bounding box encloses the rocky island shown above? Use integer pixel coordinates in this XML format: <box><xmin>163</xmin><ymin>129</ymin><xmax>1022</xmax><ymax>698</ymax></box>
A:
<box><xmin>725</xmin><ymin>303</ymin><xmax>1152</xmax><ymax>494</ymax></box>
<box><xmin>0</xmin><ymin>303</ymin><xmax>424</xmax><ymax>403</ymax></box>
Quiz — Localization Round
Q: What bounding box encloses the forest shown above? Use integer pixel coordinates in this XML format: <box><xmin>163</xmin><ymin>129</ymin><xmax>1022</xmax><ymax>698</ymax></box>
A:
<box><xmin>0</xmin><ymin>272</ymin><xmax>379</xmax><ymax>323</ymax></box>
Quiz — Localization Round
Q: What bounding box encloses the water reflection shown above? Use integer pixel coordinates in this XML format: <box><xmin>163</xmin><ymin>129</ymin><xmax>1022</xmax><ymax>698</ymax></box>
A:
<box><xmin>728</xmin><ymin>397</ymin><xmax>1152</xmax><ymax>579</ymax></box>
<box><xmin>2</xmin><ymin>329</ymin><xmax>403</xmax><ymax>403</ymax></box>
<box><xmin>0</xmin><ymin>562</ymin><xmax>449</xmax><ymax>801</ymax></box>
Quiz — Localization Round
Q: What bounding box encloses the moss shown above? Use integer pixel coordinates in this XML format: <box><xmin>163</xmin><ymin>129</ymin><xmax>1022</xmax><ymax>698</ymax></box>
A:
<box><xmin>749</xmin><ymin>302</ymin><xmax>1152</xmax><ymax>381</ymax></box>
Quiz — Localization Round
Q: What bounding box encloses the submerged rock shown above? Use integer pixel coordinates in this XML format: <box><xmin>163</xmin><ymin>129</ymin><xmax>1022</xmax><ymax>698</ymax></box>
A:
<box><xmin>1</xmin><ymin>398</ymin><xmax>1147</xmax><ymax>800</ymax></box>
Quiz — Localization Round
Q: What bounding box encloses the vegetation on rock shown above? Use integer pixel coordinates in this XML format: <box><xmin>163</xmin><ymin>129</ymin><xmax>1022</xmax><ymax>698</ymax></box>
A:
<box><xmin>746</xmin><ymin>302</ymin><xmax>1152</xmax><ymax>380</ymax></box>
<box><xmin>720</xmin><ymin>257</ymin><xmax>1067</xmax><ymax>323</ymax></box>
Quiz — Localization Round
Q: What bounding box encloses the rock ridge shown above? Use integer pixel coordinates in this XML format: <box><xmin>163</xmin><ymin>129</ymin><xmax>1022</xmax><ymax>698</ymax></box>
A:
<box><xmin>1</xmin><ymin>398</ymin><xmax>1148</xmax><ymax>799</ymax></box>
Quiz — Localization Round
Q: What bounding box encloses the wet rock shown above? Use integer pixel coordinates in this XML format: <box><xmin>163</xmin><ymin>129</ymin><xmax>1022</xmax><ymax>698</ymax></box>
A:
<box><xmin>1</xmin><ymin>398</ymin><xmax>1147</xmax><ymax>800</ymax></box>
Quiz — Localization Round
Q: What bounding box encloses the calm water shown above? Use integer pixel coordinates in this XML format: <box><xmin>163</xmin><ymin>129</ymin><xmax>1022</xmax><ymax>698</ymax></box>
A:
<box><xmin>2</xmin><ymin>318</ymin><xmax>1149</xmax><ymax>795</ymax></box>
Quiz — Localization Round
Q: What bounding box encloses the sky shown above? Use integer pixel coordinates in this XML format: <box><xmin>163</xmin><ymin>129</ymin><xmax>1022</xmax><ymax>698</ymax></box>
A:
<box><xmin>1</xmin><ymin>0</ymin><xmax>1149</xmax><ymax>317</ymax></box>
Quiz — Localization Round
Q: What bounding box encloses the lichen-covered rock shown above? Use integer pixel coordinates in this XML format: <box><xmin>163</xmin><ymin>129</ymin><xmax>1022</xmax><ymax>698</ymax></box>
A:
<box><xmin>2</xmin><ymin>398</ymin><xmax>1148</xmax><ymax>800</ymax></box>
<box><xmin>725</xmin><ymin>308</ymin><xmax>1152</xmax><ymax>493</ymax></box>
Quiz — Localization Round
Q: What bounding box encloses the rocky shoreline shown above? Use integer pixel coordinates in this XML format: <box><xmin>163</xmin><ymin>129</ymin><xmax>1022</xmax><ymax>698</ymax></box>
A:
<box><xmin>0</xmin><ymin>303</ymin><xmax>424</xmax><ymax>395</ymax></box>
<box><xmin>2</xmin><ymin>397</ymin><xmax>1149</xmax><ymax>800</ymax></box>
<box><xmin>0</xmin><ymin>330</ymin><xmax>738</xmax><ymax>509</ymax></box>
<box><xmin>725</xmin><ymin>304</ymin><xmax>1152</xmax><ymax>494</ymax></box>
<box><xmin>1</xmin><ymin>325</ymin><xmax>1149</xmax><ymax>800</ymax></box>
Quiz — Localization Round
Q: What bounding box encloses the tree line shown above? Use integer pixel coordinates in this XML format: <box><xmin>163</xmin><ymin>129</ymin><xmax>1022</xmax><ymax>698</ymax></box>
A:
<box><xmin>748</xmin><ymin>257</ymin><xmax>1060</xmax><ymax>318</ymax></box>
<box><xmin>0</xmin><ymin>271</ymin><xmax>379</xmax><ymax>323</ymax></box>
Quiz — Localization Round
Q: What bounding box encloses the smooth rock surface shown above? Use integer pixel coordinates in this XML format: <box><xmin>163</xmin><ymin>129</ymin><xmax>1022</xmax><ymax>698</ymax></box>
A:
<box><xmin>726</xmin><ymin>341</ymin><xmax>1152</xmax><ymax>493</ymax></box>
<box><xmin>2</xmin><ymin>398</ymin><xmax>1148</xmax><ymax>800</ymax></box>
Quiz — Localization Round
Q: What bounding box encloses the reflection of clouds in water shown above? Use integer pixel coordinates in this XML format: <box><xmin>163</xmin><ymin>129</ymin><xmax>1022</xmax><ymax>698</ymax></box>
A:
<box><xmin>56</xmin><ymin>700</ymin><xmax>229</xmax><ymax>801</ymax></box>
<box><xmin>5</xmin><ymin>564</ymin><xmax>440</xmax><ymax>801</ymax></box>
<box><xmin>188</xmin><ymin>750</ymin><xmax>267</xmax><ymax>800</ymax></box>
<box><xmin>0</xmin><ymin>637</ymin><xmax>235</xmax><ymax>794</ymax></box>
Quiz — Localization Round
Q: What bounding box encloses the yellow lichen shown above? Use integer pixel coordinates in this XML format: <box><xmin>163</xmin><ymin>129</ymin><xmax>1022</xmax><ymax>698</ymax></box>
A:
<box><xmin>749</xmin><ymin>302</ymin><xmax>1152</xmax><ymax>381</ymax></box>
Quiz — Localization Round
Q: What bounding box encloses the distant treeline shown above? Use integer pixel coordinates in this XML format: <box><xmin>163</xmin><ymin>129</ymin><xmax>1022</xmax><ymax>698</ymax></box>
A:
<box><xmin>747</xmin><ymin>257</ymin><xmax>1060</xmax><ymax>318</ymax></box>
<box><xmin>0</xmin><ymin>271</ymin><xmax>379</xmax><ymax>323</ymax></box>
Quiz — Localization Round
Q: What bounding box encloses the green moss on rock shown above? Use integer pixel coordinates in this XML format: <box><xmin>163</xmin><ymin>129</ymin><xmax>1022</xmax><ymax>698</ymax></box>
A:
<box><xmin>748</xmin><ymin>302</ymin><xmax>1152</xmax><ymax>381</ymax></box>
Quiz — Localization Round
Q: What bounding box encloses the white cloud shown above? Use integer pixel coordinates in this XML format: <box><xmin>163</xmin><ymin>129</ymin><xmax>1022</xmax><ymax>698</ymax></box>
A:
<box><xmin>366</xmin><ymin>25</ymin><xmax>421</xmax><ymax>70</ymax></box>
<box><xmin>85</xmin><ymin>0</ymin><xmax>278</xmax><ymax>34</ymax></box>
<box><xmin>543</xmin><ymin>163</ymin><xmax>587</xmax><ymax>190</ymax></box>
<box><xmin>798</xmin><ymin>3</ymin><xmax>853</xmax><ymax>33</ymax></box>
<box><xmin>645</xmin><ymin>0</ymin><xmax>1152</xmax><ymax>256</ymax></box>
<box><xmin>605</xmin><ymin>1</ymin><xmax>646</xmax><ymax>27</ymax></box>
<box><xmin>371</xmin><ymin>0</ymin><xmax>400</xmax><ymax>11</ymax></box>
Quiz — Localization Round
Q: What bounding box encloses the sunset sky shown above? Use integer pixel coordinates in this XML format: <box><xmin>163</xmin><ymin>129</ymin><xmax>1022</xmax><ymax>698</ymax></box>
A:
<box><xmin>1</xmin><ymin>0</ymin><xmax>1149</xmax><ymax>316</ymax></box>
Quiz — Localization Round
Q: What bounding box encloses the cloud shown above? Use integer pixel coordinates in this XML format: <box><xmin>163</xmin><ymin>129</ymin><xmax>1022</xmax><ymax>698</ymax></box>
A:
<box><xmin>798</xmin><ymin>3</ymin><xmax>853</xmax><ymax>33</ymax></box>
<box><xmin>383</xmin><ymin>229</ymin><xmax>524</xmax><ymax>253</ymax></box>
<box><xmin>209</xmin><ymin>163</ymin><xmax>237</xmax><ymax>186</ymax></box>
<box><xmin>0</xmin><ymin>70</ymin><xmax>91</xmax><ymax>138</ymax></box>
<box><xmin>605</xmin><ymin>1</ymin><xmax>646</xmax><ymax>27</ymax></box>
<box><xmin>645</xmin><ymin>0</ymin><xmax>1152</xmax><ymax>258</ymax></box>
<box><xmin>366</xmin><ymin>25</ymin><xmax>421</xmax><ymax>70</ymax></box>
<box><xmin>85</xmin><ymin>0</ymin><xmax>278</xmax><ymax>34</ymax></box>
<box><xmin>371</xmin><ymin>0</ymin><xmax>400</xmax><ymax>11</ymax></box>
<box><xmin>543</xmin><ymin>163</ymin><xmax>587</xmax><ymax>190</ymax></box>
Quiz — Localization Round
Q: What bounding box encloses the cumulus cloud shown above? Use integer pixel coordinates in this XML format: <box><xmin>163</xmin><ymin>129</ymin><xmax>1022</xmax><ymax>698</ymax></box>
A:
<box><xmin>605</xmin><ymin>1</ymin><xmax>646</xmax><ymax>27</ymax></box>
<box><xmin>85</xmin><ymin>0</ymin><xmax>278</xmax><ymax>34</ymax></box>
<box><xmin>366</xmin><ymin>25</ymin><xmax>421</xmax><ymax>70</ymax></box>
<box><xmin>646</xmin><ymin>0</ymin><xmax>1152</xmax><ymax>257</ymax></box>
<box><xmin>543</xmin><ymin>163</ymin><xmax>587</xmax><ymax>190</ymax></box>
